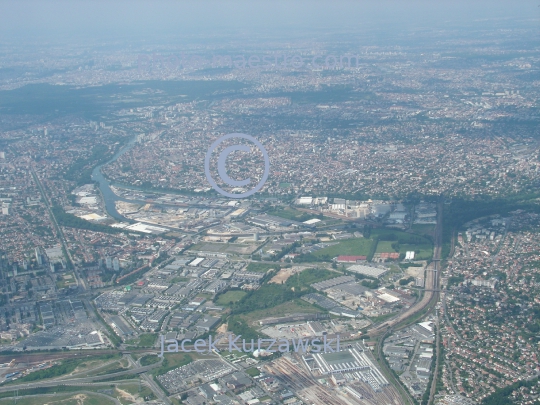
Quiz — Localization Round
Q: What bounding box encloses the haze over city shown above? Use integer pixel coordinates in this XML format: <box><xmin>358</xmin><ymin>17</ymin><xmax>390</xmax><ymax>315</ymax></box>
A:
<box><xmin>0</xmin><ymin>1</ymin><xmax>539</xmax><ymax>405</ymax></box>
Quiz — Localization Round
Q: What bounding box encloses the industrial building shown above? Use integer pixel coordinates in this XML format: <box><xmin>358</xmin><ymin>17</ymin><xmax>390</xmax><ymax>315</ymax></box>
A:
<box><xmin>347</xmin><ymin>264</ymin><xmax>388</xmax><ymax>278</ymax></box>
<box><xmin>303</xmin><ymin>346</ymin><xmax>389</xmax><ymax>391</ymax></box>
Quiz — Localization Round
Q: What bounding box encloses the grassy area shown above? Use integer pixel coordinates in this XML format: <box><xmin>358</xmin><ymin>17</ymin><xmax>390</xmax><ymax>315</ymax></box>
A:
<box><xmin>374</xmin><ymin>239</ymin><xmax>432</xmax><ymax>260</ymax></box>
<box><xmin>232</xmin><ymin>268</ymin><xmax>334</xmax><ymax>319</ymax></box>
<box><xmin>245</xmin><ymin>367</ymin><xmax>260</xmax><ymax>377</ymax></box>
<box><xmin>410</xmin><ymin>224</ymin><xmax>435</xmax><ymax>236</ymax></box>
<box><xmin>216</xmin><ymin>290</ymin><xmax>247</xmax><ymax>305</ymax></box>
<box><xmin>371</xmin><ymin>228</ymin><xmax>434</xmax><ymax>260</ymax></box>
<box><xmin>312</xmin><ymin>238</ymin><xmax>374</xmax><ymax>258</ymax></box>
<box><xmin>140</xmin><ymin>355</ymin><xmax>161</xmax><ymax>366</ymax></box>
<box><xmin>286</xmin><ymin>268</ymin><xmax>337</xmax><ymax>289</ymax></box>
<box><xmin>115</xmin><ymin>384</ymin><xmax>155</xmax><ymax>404</ymax></box>
<box><xmin>71</xmin><ymin>354</ymin><xmax>121</xmax><ymax>374</ymax></box>
<box><xmin>139</xmin><ymin>333</ymin><xmax>158</xmax><ymax>347</ymax></box>
<box><xmin>188</xmin><ymin>242</ymin><xmax>228</xmax><ymax>253</ymax></box>
<box><xmin>317</xmin><ymin>218</ymin><xmax>343</xmax><ymax>227</ymax></box>
<box><xmin>125</xmin><ymin>333</ymin><xmax>157</xmax><ymax>348</ymax></box>
<box><xmin>229</xmin><ymin>268</ymin><xmax>336</xmax><ymax>326</ymax></box>
<box><xmin>241</xmin><ymin>299</ymin><xmax>322</xmax><ymax>324</ymax></box>
<box><xmin>56</xmin><ymin>273</ymin><xmax>76</xmax><ymax>289</ymax></box>
<box><xmin>90</xmin><ymin>360</ymin><xmax>127</xmax><ymax>376</ymax></box>
<box><xmin>372</xmin><ymin>228</ymin><xmax>432</xmax><ymax>245</ymax></box>
<box><xmin>367</xmin><ymin>312</ymin><xmax>398</xmax><ymax>324</ymax></box>
<box><xmin>152</xmin><ymin>353</ymin><xmax>192</xmax><ymax>376</ymax></box>
<box><xmin>2</xmin><ymin>354</ymin><xmax>119</xmax><ymax>385</ymax></box>
<box><xmin>375</xmin><ymin>241</ymin><xmax>396</xmax><ymax>253</ymax></box>
<box><xmin>398</xmin><ymin>243</ymin><xmax>433</xmax><ymax>260</ymax></box>
<box><xmin>268</xmin><ymin>207</ymin><xmax>309</xmax><ymax>221</ymax></box>
<box><xmin>246</xmin><ymin>262</ymin><xmax>279</xmax><ymax>273</ymax></box>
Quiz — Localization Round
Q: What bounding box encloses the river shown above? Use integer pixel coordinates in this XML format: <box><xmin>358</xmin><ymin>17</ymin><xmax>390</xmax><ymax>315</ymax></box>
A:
<box><xmin>91</xmin><ymin>136</ymin><xmax>138</xmax><ymax>221</ymax></box>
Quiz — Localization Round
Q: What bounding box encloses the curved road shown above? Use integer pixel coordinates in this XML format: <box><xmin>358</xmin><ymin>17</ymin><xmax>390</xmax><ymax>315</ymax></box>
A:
<box><xmin>368</xmin><ymin>196</ymin><xmax>444</xmax><ymax>405</ymax></box>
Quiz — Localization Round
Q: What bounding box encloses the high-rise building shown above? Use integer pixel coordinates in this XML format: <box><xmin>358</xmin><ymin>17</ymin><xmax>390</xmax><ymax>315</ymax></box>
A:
<box><xmin>105</xmin><ymin>256</ymin><xmax>112</xmax><ymax>269</ymax></box>
<box><xmin>1</xmin><ymin>204</ymin><xmax>9</xmax><ymax>215</ymax></box>
<box><xmin>35</xmin><ymin>247</ymin><xmax>43</xmax><ymax>265</ymax></box>
<box><xmin>112</xmin><ymin>257</ymin><xmax>120</xmax><ymax>271</ymax></box>
<box><xmin>43</xmin><ymin>127</ymin><xmax>48</xmax><ymax>136</ymax></box>
<box><xmin>0</xmin><ymin>151</ymin><xmax>5</xmax><ymax>159</ymax></box>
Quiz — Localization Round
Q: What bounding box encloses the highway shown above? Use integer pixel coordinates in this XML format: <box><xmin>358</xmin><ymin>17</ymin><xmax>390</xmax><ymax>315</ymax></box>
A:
<box><xmin>0</xmin><ymin>390</ymin><xmax>122</xmax><ymax>405</ymax></box>
<box><xmin>428</xmin><ymin>316</ymin><xmax>441</xmax><ymax>405</ymax></box>
<box><xmin>0</xmin><ymin>349</ymin><xmax>172</xmax><ymax>404</ymax></box>
<box><xmin>0</xmin><ymin>361</ymin><xmax>160</xmax><ymax>393</ymax></box>
<box><xmin>368</xmin><ymin>197</ymin><xmax>442</xmax><ymax>338</ymax></box>
<box><xmin>368</xmin><ymin>196</ymin><xmax>444</xmax><ymax>405</ymax></box>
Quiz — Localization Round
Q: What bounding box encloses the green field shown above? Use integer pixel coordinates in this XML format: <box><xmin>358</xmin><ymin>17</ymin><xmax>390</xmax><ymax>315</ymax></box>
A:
<box><xmin>216</xmin><ymin>290</ymin><xmax>247</xmax><ymax>305</ymax></box>
<box><xmin>245</xmin><ymin>367</ymin><xmax>261</xmax><ymax>377</ymax></box>
<box><xmin>268</xmin><ymin>207</ymin><xmax>318</xmax><ymax>222</ymax></box>
<box><xmin>399</xmin><ymin>244</ymin><xmax>433</xmax><ymax>260</ymax></box>
<box><xmin>371</xmin><ymin>228</ymin><xmax>432</xmax><ymax>245</ymax></box>
<box><xmin>92</xmin><ymin>360</ymin><xmax>128</xmax><ymax>376</ymax></box>
<box><xmin>246</xmin><ymin>262</ymin><xmax>279</xmax><ymax>273</ymax></box>
<box><xmin>2</xmin><ymin>354</ymin><xmax>120</xmax><ymax>385</ymax></box>
<box><xmin>371</xmin><ymin>228</ymin><xmax>433</xmax><ymax>260</ymax></box>
<box><xmin>241</xmin><ymin>299</ymin><xmax>323</xmax><ymax>324</ymax></box>
<box><xmin>140</xmin><ymin>355</ymin><xmax>161</xmax><ymax>366</ymax></box>
<box><xmin>411</xmin><ymin>224</ymin><xmax>436</xmax><ymax>236</ymax></box>
<box><xmin>313</xmin><ymin>238</ymin><xmax>374</xmax><ymax>258</ymax></box>
<box><xmin>56</xmin><ymin>273</ymin><xmax>76</xmax><ymax>289</ymax></box>
<box><xmin>125</xmin><ymin>333</ymin><xmax>157</xmax><ymax>348</ymax></box>
<box><xmin>152</xmin><ymin>353</ymin><xmax>192</xmax><ymax>376</ymax></box>
<box><xmin>268</xmin><ymin>207</ymin><xmax>305</xmax><ymax>220</ymax></box>
<box><xmin>375</xmin><ymin>241</ymin><xmax>396</xmax><ymax>253</ymax></box>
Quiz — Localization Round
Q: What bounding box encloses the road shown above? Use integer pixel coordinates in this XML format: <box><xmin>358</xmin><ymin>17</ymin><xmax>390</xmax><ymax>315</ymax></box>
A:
<box><xmin>375</xmin><ymin>330</ymin><xmax>415</xmax><ymax>405</ymax></box>
<box><xmin>125</xmin><ymin>353</ymin><xmax>171</xmax><ymax>405</ymax></box>
<box><xmin>368</xmin><ymin>196</ymin><xmax>444</xmax><ymax>405</ymax></box>
<box><xmin>368</xmin><ymin>196</ymin><xmax>442</xmax><ymax>338</ymax></box>
<box><xmin>428</xmin><ymin>316</ymin><xmax>441</xmax><ymax>405</ymax></box>
<box><xmin>30</xmin><ymin>166</ymin><xmax>87</xmax><ymax>291</ymax></box>
<box><xmin>0</xmin><ymin>363</ymin><xmax>156</xmax><ymax>390</ymax></box>
<box><xmin>0</xmin><ymin>360</ymin><xmax>160</xmax><ymax>393</ymax></box>
<box><xmin>0</xmin><ymin>390</ymin><xmax>122</xmax><ymax>405</ymax></box>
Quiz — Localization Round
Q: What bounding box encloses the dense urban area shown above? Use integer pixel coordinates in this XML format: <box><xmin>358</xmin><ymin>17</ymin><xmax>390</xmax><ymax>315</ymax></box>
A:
<box><xmin>0</xmin><ymin>8</ymin><xmax>539</xmax><ymax>405</ymax></box>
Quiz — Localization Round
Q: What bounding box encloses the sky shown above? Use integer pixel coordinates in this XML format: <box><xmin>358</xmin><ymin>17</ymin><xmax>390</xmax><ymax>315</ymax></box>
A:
<box><xmin>0</xmin><ymin>0</ymin><xmax>538</xmax><ymax>45</ymax></box>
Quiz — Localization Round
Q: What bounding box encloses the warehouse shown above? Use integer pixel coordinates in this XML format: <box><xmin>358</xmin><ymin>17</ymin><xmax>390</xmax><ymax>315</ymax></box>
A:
<box><xmin>110</xmin><ymin>315</ymin><xmax>134</xmax><ymax>336</ymax></box>
<box><xmin>347</xmin><ymin>264</ymin><xmax>388</xmax><ymax>278</ymax></box>
<box><xmin>189</xmin><ymin>257</ymin><xmax>205</xmax><ymax>267</ymax></box>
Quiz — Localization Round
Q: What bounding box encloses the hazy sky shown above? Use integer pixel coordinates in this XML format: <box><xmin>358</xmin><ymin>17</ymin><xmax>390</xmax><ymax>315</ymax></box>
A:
<box><xmin>0</xmin><ymin>0</ymin><xmax>538</xmax><ymax>44</ymax></box>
